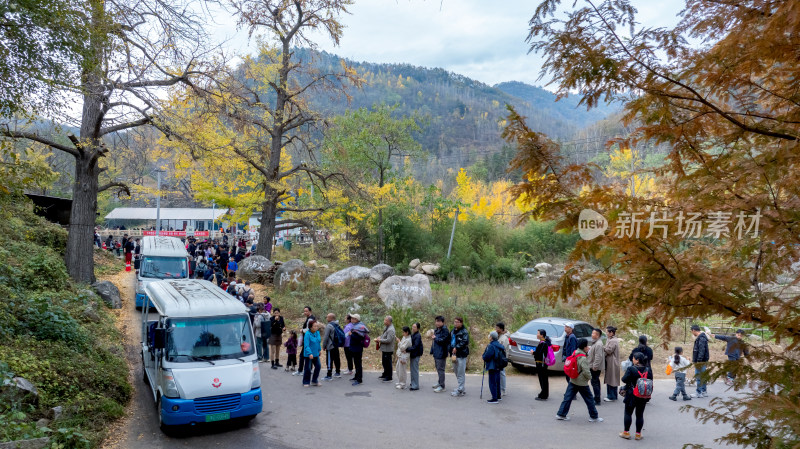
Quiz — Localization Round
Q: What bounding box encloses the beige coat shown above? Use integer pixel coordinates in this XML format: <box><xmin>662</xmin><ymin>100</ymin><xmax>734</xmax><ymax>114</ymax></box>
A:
<box><xmin>588</xmin><ymin>338</ymin><xmax>605</xmax><ymax>371</ymax></box>
<box><xmin>604</xmin><ymin>336</ymin><xmax>621</xmax><ymax>386</ymax></box>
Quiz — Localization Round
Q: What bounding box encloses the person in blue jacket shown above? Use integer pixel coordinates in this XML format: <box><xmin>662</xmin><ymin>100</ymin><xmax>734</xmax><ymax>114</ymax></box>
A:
<box><xmin>482</xmin><ymin>331</ymin><xmax>505</xmax><ymax>404</ymax></box>
<box><xmin>562</xmin><ymin>322</ymin><xmax>578</xmax><ymax>383</ymax></box>
<box><xmin>712</xmin><ymin>329</ymin><xmax>749</xmax><ymax>385</ymax></box>
<box><xmin>302</xmin><ymin>320</ymin><xmax>322</xmax><ymax>387</ymax></box>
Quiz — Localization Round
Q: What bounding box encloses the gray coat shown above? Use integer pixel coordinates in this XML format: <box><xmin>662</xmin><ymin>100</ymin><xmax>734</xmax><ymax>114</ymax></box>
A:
<box><xmin>588</xmin><ymin>338</ymin><xmax>605</xmax><ymax>371</ymax></box>
<box><xmin>323</xmin><ymin>320</ymin><xmax>339</xmax><ymax>350</ymax></box>
<box><xmin>604</xmin><ymin>336</ymin><xmax>621</xmax><ymax>387</ymax></box>
<box><xmin>379</xmin><ymin>324</ymin><xmax>396</xmax><ymax>352</ymax></box>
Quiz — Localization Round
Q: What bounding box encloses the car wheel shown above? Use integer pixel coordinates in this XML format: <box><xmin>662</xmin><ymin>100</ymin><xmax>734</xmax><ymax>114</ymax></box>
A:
<box><xmin>511</xmin><ymin>362</ymin><xmax>524</xmax><ymax>371</ymax></box>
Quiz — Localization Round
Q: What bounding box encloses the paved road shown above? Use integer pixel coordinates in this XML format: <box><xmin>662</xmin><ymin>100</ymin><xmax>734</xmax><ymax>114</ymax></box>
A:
<box><xmin>119</xmin><ymin>363</ymin><xmax>734</xmax><ymax>448</ymax></box>
<box><xmin>107</xmin><ymin>271</ymin><xmax>735</xmax><ymax>449</ymax></box>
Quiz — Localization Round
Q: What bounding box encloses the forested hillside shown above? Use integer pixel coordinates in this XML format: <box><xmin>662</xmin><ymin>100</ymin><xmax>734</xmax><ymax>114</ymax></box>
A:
<box><xmin>297</xmin><ymin>49</ymin><xmax>619</xmax><ymax>178</ymax></box>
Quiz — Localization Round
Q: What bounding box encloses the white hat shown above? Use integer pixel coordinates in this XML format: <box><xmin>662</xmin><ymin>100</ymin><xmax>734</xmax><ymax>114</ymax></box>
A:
<box><xmin>351</xmin><ymin>314</ymin><xmax>361</xmax><ymax>321</ymax></box>
<box><xmin>564</xmin><ymin>322</ymin><xmax>574</xmax><ymax>329</ymax></box>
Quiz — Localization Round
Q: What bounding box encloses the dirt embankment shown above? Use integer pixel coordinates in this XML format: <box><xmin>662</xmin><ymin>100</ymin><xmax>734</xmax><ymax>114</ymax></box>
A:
<box><xmin>99</xmin><ymin>269</ymin><xmax>144</xmax><ymax>449</ymax></box>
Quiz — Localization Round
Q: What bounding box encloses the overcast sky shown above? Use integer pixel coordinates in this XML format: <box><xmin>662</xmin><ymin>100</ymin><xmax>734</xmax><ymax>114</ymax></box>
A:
<box><xmin>211</xmin><ymin>0</ymin><xmax>686</xmax><ymax>87</ymax></box>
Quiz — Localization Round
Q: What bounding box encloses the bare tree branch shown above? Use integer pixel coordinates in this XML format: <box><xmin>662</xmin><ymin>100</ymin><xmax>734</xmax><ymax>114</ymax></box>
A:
<box><xmin>0</xmin><ymin>129</ymin><xmax>80</xmax><ymax>157</ymax></box>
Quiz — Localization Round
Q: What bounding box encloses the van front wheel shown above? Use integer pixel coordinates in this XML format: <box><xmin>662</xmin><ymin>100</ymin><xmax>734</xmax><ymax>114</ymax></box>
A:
<box><xmin>156</xmin><ymin>396</ymin><xmax>165</xmax><ymax>431</ymax></box>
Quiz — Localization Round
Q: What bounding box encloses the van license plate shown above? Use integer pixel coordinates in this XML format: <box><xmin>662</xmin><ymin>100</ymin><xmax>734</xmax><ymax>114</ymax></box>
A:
<box><xmin>520</xmin><ymin>344</ymin><xmax>535</xmax><ymax>352</ymax></box>
<box><xmin>205</xmin><ymin>412</ymin><xmax>230</xmax><ymax>422</ymax></box>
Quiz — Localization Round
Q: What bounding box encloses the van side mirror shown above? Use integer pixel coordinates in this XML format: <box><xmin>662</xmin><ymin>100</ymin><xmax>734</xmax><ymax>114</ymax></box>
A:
<box><xmin>154</xmin><ymin>328</ymin><xmax>166</xmax><ymax>349</ymax></box>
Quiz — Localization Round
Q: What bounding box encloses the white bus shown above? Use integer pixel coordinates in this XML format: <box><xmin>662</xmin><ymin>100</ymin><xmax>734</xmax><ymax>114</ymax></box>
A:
<box><xmin>141</xmin><ymin>279</ymin><xmax>262</xmax><ymax>430</ymax></box>
<box><xmin>135</xmin><ymin>236</ymin><xmax>189</xmax><ymax>308</ymax></box>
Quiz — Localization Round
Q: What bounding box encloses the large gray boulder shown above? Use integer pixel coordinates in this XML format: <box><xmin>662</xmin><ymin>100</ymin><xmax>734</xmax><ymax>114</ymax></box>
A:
<box><xmin>91</xmin><ymin>281</ymin><xmax>121</xmax><ymax>309</ymax></box>
<box><xmin>323</xmin><ymin>266</ymin><xmax>371</xmax><ymax>287</ymax></box>
<box><xmin>535</xmin><ymin>262</ymin><xmax>553</xmax><ymax>273</ymax></box>
<box><xmin>408</xmin><ymin>258</ymin><xmax>421</xmax><ymax>269</ymax></box>
<box><xmin>1</xmin><ymin>377</ymin><xmax>39</xmax><ymax>406</ymax></box>
<box><xmin>369</xmin><ymin>264</ymin><xmax>394</xmax><ymax>284</ymax></box>
<box><xmin>274</xmin><ymin>259</ymin><xmax>307</xmax><ymax>290</ymax></box>
<box><xmin>418</xmin><ymin>263</ymin><xmax>440</xmax><ymax>275</ymax></box>
<box><xmin>238</xmin><ymin>256</ymin><xmax>274</xmax><ymax>283</ymax></box>
<box><xmin>377</xmin><ymin>274</ymin><xmax>433</xmax><ymax>308</ymax></box>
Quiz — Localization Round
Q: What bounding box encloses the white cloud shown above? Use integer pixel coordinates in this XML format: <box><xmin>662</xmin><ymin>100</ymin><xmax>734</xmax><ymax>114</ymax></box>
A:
<box><xmin>211</xmin><ymin>0</ymin><xmax>686</xmax><ymax>86</ymax></box>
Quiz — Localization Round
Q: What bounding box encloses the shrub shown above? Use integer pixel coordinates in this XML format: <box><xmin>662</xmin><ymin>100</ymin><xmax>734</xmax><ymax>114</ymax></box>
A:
<box><xmin>0</xmin><ymin>192</ymin><xmax>130</xmax><ymax>446</ymax></box>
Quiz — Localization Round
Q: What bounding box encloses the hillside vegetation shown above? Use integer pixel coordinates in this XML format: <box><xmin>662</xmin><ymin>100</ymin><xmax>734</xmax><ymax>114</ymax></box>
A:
<box><xmin>0</xmin><ymin>193</ymin><xmax>129</xmax><ymax>447</ymax></box>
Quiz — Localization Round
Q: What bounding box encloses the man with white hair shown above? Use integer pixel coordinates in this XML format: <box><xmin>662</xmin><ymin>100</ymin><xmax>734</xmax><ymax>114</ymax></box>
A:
<box><xmin>563</xmin><ymin>322</ymin><xmax>578</xmax><ymax>384</ymax></box>
<box><xmin>378</xmin><ymin>315</ymin><xmax>396</xmax><ymax>382</ymax></box>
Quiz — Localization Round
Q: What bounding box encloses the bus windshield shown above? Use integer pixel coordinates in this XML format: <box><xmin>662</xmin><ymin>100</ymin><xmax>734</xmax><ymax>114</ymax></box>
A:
<box><xmin>165</xmin><ymin>315</ymin><xmax>255</xmax><ymax>363</ymax></box>
<box><xmin>140</xmin><ymin>256</ymin><xmax>188</xmax><ymax>279</ymax></box>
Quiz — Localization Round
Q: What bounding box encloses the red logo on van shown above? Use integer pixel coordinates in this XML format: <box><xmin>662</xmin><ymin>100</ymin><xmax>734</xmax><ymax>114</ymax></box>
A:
<box><xmin>212</xmin><ymin>378</ymin><xmax>221</xmax><ymax>388</ymax></box>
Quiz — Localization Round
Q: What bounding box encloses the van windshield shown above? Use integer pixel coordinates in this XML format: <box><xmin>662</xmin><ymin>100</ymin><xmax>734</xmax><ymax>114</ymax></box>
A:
<box><xmin>140</xmin><ymin>256</ymin><xmax>188</xmax><ymax>279</ymax></box>
<box><xmin>165</xmin><ymin>315</ymin><xmax>255</xmax><ymax>363</ymax></box>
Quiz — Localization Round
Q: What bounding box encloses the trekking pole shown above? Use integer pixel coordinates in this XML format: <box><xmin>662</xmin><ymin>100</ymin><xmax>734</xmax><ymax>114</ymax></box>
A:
<box><xmin>480</xmin><ymin>362</ymin><xmax>486</xmax><ymax>399</ymax></box>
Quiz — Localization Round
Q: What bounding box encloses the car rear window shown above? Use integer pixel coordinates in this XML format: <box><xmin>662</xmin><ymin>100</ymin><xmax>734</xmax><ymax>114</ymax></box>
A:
<box><xmin>517</xmin><ymin>322</ymin><xmax>564</xmax><ymax>338</ymax></box>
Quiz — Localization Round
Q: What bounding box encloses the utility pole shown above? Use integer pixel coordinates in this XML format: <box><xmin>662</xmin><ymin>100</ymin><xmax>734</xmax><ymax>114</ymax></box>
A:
<box><xmin>447</xmin><ymin>206</ymin><xmax>459</xmax><ymax>258</ymax></box>
<box><xmin>211</xmin><ymin>200</ymin><xmax>215</xmax><ymax>239</ymax></box>
<box><xmin>154</xmin><ymin>169</ymin><xmax>164</xmax><ymax>236</ymax></box>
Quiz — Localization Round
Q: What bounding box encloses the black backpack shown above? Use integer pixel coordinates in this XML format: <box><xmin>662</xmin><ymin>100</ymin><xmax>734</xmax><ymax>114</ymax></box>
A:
<box><xmin>496</xmin><ymin>347</ymin><xmax>509</xmax><ymax>370</ymax></box>
<box><xmin>332</xmin><ymin>323</ymin><xmax>346</xmax><ymax>348</ymax></box>
<box><xmin>261</xmin><ymin>316</ymin><xmax>271</xmax><ymax>337</ymax></box>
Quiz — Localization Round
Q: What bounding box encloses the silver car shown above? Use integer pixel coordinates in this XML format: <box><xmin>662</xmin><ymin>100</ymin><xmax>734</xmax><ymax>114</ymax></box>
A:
<box><xmin>508</xmin><ymin>317</ymin><xmax>601</xmax><ymax>371</ymax></box>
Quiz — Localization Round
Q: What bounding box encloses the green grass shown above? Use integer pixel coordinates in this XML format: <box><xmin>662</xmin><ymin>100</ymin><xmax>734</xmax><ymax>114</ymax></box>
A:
<box><xmin>0</xmin><ymin>194</ymin><xmax>130</xmax><ymax>448</ymax></box>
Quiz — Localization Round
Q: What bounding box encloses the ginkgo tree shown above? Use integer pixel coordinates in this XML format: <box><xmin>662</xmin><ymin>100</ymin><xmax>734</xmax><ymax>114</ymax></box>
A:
<box><xmin>605</xmin><ymin>146</ymin><xmax>655</xmax><ymax>198</ymax></box>
<box><xmin>164</xmin><ymin>0</ymin><xmax>362</xmax><ymax>259</ymax></box>
<box><xmin>452</xmin><ymin>168</ymin><xmax>519</xmax><ymax>223</ymax></box>
<box><xmin>1</xmin><ymin>0</ymin><xmax>216</xmax><ymax>282</ymax></box>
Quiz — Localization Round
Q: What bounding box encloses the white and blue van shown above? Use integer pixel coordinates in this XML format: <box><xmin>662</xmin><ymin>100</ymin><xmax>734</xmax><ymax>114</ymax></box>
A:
<box><xmin>135</xmin><ymin>236</ymin><xmax>189</xmax><ymax>308</ymax></box>
<box><xmin>141</xmin><ymin>279</ymin><xmax>262</xmax><ymax>429</ymax></box>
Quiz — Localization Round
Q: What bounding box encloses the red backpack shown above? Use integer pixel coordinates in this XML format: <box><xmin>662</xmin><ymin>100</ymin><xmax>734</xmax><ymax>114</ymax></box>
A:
<box><xmin>563</xmin><ymin>352</ymin><xmax>586</xmax><ymax>379</ymax></box>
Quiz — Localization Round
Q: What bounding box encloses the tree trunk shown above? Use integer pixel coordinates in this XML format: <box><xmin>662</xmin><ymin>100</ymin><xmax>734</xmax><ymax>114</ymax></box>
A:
<box><xmin>65</xmin><ymin>151</ymin><xmax>100</xmax><ymax>283</ymax></box>
<box><xmin>64</xmin><ymin>0</ymin><xmax>105</xmax><ymax>284</ymax></box>
<box><xmin>377</xmin><ymin>167</ymin><xmax>384</xmax><ymax>264</ymax></box>
<box><xmin>254</xmin><ymin>38</ymin><xmax>291</xmax><ymax>261</ymax></box>
<box><xmin>256</xmin><ymin>197</ymin><xmax>278</xmax><ymax>259</ymax></box>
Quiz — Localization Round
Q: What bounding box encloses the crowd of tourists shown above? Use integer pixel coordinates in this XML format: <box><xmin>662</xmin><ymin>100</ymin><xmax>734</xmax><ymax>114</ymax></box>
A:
<box><xmin>239</xmin><ymin>299</ymin><xmax>743</xmax><ymax>442</ymax></box>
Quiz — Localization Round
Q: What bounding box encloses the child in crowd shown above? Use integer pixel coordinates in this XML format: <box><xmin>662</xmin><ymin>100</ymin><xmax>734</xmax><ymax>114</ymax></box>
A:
<box><xmin>285</xmin><ymin>330</ymin><xmax>298</xmax><ymax>373</ymax></box>
<box><xmin>667</xmin><ymin>346</ymin><xmax>692</xmax><ymax>401</ymax></box>
<box><xmin>395</xmin><ymin>326</ymin><xmax>412</xmax><ymax>389</ymax></box>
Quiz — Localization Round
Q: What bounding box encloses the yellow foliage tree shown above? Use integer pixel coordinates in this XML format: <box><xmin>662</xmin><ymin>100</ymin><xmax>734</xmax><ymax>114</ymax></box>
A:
<box><xmin>605</xmin><ymin>147</ymin><xmax>655</xmax><ymax>198</ymax></box>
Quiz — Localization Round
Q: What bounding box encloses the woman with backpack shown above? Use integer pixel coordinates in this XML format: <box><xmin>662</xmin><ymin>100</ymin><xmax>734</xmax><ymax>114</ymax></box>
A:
<box><xmin>482</xmin><ymin>331</ymin><xmax>506</xmax><ymax>404</ymax></box>
<box><xmin>348</xmin><ymin>314</ymin><xmax>369</xmax><ymax>386</ymax></box>
<box><xmin>620</xmin><ymin>351</ymin><xmax>653</xmax><ymax>441</ymax></box>
<box><xmin>532</xmin><ymin>329</ymin><xmax>552</xmax><ymax>400</ymax></box>
<box><xmin>252</xmin><ymin>304</ymin><xmax>271</xmax><ymax>362</ymax></box>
